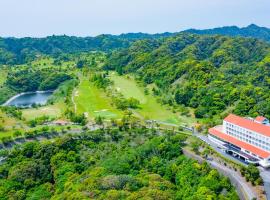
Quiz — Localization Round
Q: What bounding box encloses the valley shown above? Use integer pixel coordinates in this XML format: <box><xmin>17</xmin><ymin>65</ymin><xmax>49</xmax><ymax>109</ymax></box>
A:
<box><xmin>0</xmin><ymin>29</ymin><xmax>269</xmax><ymax>199</ymax></box>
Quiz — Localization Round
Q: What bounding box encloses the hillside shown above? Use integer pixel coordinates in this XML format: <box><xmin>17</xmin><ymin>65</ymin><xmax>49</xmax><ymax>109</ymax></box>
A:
<box><xmin>185</xmin><ymin>24</ymin><xmax>270</xmax><ymax>42</ymax></box>
<box><xmin>1</xmin><ymin>24</ymin><xmax>270</xmax><ymax>65</ymax></box>
<box><xmin>0</xmin><ymin>126</ymin><xmax>239</xmax><ymax>199</ymax></box>
<box><xmin>0</xmin><ymin>33</ymin><xmax>174</xmax><ymax>65</ymax></box>
<box><xmin>106</xmin><ymin>33</ymin><xmax>270</xmax><ymax>120</ymax></box>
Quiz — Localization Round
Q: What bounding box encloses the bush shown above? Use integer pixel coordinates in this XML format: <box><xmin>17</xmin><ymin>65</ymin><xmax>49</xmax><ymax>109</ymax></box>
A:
<box><xmin>1</xmin><ymin>136</ymin><xmax>13</xmax><ymax>145</ymax></box>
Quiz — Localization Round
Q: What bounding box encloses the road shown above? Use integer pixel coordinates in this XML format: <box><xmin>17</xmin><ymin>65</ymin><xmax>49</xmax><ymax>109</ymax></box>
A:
<box><xmin>209</xmin><ymin>160</ymin><xmax>256</xmax><ymax>200</ymax></box>
<box><xmin>194</xmin><ymin>131</ymin><xmax>270</xmax><ymax>200</ymax></box>
<box><xmin>259</xmin><ymin>168</ymin><xmax>270</xmax><ymax>200</ymax></box>
<box><xmin>183</xmin><ymin>148</ymin><xmax>256</xmax><ymax>200</ymax></box>
<box><xmin>145</xmin><ymin>120</ymin><xmax>268</xmax><ymax>199</ymax></box>
<box><xmin>194</xmin><ymin>132</ymin><xmax>248</xmax><ymax>166</ymax></box>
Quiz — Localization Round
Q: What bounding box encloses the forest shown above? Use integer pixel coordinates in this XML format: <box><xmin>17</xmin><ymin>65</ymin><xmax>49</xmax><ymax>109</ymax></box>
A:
<box><xmin>0</xmin><ymin>26</ymin><xmax>270</xmax><ymax>199</ymax></box>
<box><xmin>0</xmin><ymin>24</ymin><xmax>269</xmax><ymax>65</ymax></box>
<box><xmin>0</xmin><ymin>34</ymin><xmax>172</xmax><ymax>65</ymax></box>
<box><xmin>0</xmin><ymin>67</ymin><xmax>72</xmax><ymax>104</ymax></box>
<box><xmin>105</xmin><ymin>33</ymin><xmax>270</xmax><ymax>121</ymax></box>
<box><xmin>185</xmin><ymin>24</ymin><xmax>270</xmax><ymax>42</ymax></box>
<box><xmin>0</xmin><ymin>124</ymin><xmax>239</xmax><ymax>200</ymax></box>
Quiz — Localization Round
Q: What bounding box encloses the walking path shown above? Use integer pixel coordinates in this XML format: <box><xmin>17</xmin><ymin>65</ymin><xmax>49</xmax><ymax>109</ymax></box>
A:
<box><xmin>71</xmin><ymin>72</ymin><xmax>83</xmax><ymax>114</ymax></box>
<box><xmin>72</xmin><ymin>89</ymin><xmax>78</xmax><ymax>113</ymax></box>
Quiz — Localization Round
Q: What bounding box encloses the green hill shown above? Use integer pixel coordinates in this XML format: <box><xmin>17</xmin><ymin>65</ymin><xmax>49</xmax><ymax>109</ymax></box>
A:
<box><xmin>185</xmin><ymin>24</ymin><xmax>270</xmax><ymax>42</ymax></box>
<box><xmin>106</xmin><ymin>33</ymin><xmax>270</xmax><ymax>120</ymax></box>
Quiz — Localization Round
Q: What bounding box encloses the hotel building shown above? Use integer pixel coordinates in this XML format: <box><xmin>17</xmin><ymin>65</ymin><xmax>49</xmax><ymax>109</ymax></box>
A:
<box><xmin>208</xmin><ymin>114</ymin><xmax>270</xmax><ymax>168</ymax></box>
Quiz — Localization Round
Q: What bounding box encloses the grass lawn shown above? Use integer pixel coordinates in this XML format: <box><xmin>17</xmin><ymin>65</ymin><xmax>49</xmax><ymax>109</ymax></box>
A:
<box><xmin>0</xmin><ymin>131</ymin><xmax>14</xmax><ymax>139</ymax></box>
<box><xmin>110</xmin><ymin>72</ymin><xmax>147</xmax><ymax>103</ymax></box>
<box><xmin>31</xmin><ymin>57</ymin><xmax>75</xmax><ymax>70</ymax></box>
<box><xmin>74</xmin><ymin>78</ymin><xmax>123</xmax><ymax>120</ymax></box>
<box><xmin>109</xmin><ymin>73</ymin><xmax>196</xmax><ymax>126</ymax></box>
<box><xmin>22</xmin><ymin>103</ymin><xmax>64</xmax><ymax>121</ymax></box>
<box><xmin>0</xmin><ymin>68</ymin><xmax>7</xmax><ymax>86</ymax></box>
<box><xmin>0</xmin><ymin>110</ymin><xmax>28</xmax><ymax>138</ymax></box>
<box><xmin>0</xmin><ymin>124</ymin><xmax>83</xmax><ymax>139</ymax></box>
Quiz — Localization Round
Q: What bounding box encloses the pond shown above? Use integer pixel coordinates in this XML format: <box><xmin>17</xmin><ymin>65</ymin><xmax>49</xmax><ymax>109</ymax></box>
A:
<box><xmin>4</xmin><ymin>91</ymin><xmax>53</xmax><ymax>108</ymax></box>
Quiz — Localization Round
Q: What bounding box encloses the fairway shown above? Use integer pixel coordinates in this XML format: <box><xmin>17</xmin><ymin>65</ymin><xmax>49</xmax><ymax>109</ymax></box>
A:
<box><xmin>110</xmin><ymin>73</ymin><xmax>195</xmax><ymax>125</ymax></box>
<box><xmin>110</xmin><ymin>73</ymin><xmax>147</xmax><ymax>103</ymax></box>
<box><xmin>0</xmin><ymin>68</ymin><xmax>7</xmax><ymax>86</ymax></box>
<box><xmin>74</xmin><ymin>78</ymin><xmax>123</xmax><ymax>119</ymax></box>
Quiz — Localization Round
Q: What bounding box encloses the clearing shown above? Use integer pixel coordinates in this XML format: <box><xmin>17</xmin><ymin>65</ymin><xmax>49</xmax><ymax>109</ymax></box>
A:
<box><xmin>22</xmin><ymin>103</ymin><xmax>64</xmax><ymax>121</ymax></box>
<box><xmin>74</xmin><ymin>78</ymin><xmax>123</xmax><ymax>120</ymax></box>
<box><xmin>110</xmin><ymin>73</ymin><xmax>195</xmax><ymax>126</ymax></box>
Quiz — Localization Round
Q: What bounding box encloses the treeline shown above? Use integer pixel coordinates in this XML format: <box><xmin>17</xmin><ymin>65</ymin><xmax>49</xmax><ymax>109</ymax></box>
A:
<box><xmin>185</xmin><ymin>24</ymin><xmax>270</xmax><ymax>42</ymax></box>
<box><xmin>90</xmin><ymin>73</ymin><xmax>140</xmax><ymax>110</ymax></box>
<box><xmin>0</xmin><ymin>33</ymin><xmax>174</xmax><ymax>65</ymax></box>
<box><xmin>105</xmin><ymin>33</ymin><xmax>270</xmax><ymax>120</ymax></box>
<box><xmin>0</xmin><ymin>125</ymin><xmax>239</xmax><ymax>199</ymax></box>
<box><xmin>6</xmin><ymin>68</ymin><xmax>72</xmax><ymax>92</ymax></box>
<box><xmin>0</xmin><ymin>67</ymin><xmax>73</xmax><ymax>104</ymax></box>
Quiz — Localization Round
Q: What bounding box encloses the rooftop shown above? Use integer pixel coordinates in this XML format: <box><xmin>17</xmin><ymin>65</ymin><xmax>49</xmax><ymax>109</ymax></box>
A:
<box><xmin>255</xmin><ymin>116</ymin><xmax>267</xmax><ymax>123</ymax></box>
<box><xmin>224</xmin><ymin>114</ymin><xmax>270</xmax><ymax>137</ymax></box>
<box><xmin>209</xmin><ymin>126</ymin><xmax>270</xmax><ymax>159</ymax></box>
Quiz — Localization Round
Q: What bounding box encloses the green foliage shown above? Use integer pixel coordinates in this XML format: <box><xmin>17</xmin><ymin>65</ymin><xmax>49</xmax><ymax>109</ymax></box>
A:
<box><xmin>28</xmin><ymin>116</ymin><xmax>51</xmax><ymax>127</ymax></box>
<box><xmin>6</xmin><ymin>68</ymin><xmax>72</xmax><ymax>92</ymax></box>
<box><xmin>106</xmin><ymin>33</ymin><xmax>270</xmax><ymax>120</ymax></box>
<box><xmin>95</xmin><ymin>115</ymin><xmax>104</xmax><ymax>125</ymax></box>
<box><xmin>0</xmin><ymin>106</ymin><xmax>22</xmax><ymax>119</ymax></box>
<box><xmin>48</xmin><ymin>79</ymin><xmax>79</xmax><ymax>105</ymax></box>
<box><xmin>90</xmin><ymin>73</ymin><xmax>112</xmax><ymax>89</ymax></box>
<box><xmin>240</xmin><ymin>164</ymin><xmax>262</xmax><ymax>186</ymax></box>
<box><xmin>113</xmin><ymin>96</ymin><xmax>140</xmax><ymax>110</ymax></box>
<box><xmin>186</xmin><ymin>24</ymin><xmax>270</xmax><ymax>42</ymax></box>
<box><xmin>0</xmin><ymin>127</ymin><xmax>239</xmax><ymax>199</ymax></box>
<box><xmin>65</xmin><ymin>110</ymin><xmax>87</xmax><ymax>125</ymax></box>
<box><xmin>0</xmin><ymin>34</ymin><xmax>169</xmax><ymax>65</ymax></box>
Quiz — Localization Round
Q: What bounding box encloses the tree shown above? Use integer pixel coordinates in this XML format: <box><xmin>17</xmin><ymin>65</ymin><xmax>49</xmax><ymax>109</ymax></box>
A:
<box><xmin>95</xmin><ymin>116</ymin><xmax>104</xmax><ymax>126</ymax></box>
<box><xmin>76</xmin><ymin>60</ymin><xmax>85</xmax><ymax>68</ymax></box>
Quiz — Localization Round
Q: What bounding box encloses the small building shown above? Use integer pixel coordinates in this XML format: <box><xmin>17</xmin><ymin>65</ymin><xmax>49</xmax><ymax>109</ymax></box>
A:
<box><xmin>208</xmin><ymin>114</ymin><xmax>270</xmax><ymax>168</ymax></box>
<box><xmin>52</xmin><ymin>119</ymin><xmax>70</xmax><ymax>126</ymax></box>
<box><xmin>255</xmin><ymin>116</ymin><xmax>270</xmax><ymax>125</ymax></box>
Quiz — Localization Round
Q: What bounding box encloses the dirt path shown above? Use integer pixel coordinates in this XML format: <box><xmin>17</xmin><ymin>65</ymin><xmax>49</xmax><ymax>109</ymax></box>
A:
<box><xmin>72</xmin><ymin>89</ymin><xmax>78</xmax><ymax>113</ymax></box>
<box><xmin>72</xmin><ymin>72</ymin><xmax>83</xmax><ymax>114</ymax></box>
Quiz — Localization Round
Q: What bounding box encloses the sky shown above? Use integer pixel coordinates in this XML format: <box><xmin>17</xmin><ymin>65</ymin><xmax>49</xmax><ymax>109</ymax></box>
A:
<box><xmin>0</xmin><ymin>0</ymin><xmax>269</xmax><ymax>37</ymax></box>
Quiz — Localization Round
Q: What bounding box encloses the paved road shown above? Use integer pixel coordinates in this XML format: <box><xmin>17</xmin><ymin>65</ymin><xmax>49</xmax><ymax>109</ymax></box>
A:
<box><xmin>183</xmin><ymin>149</ymin><xmax>256</xmax><ymax>200</ymax></box>
<box><xmin>194</xmin><ymin>133</ymin><xmax>248</xmax><ymax>166</ymax></box>
<box><xmin>148</xmin><ymin>121</ymin><xmax>268</xmax><ymax>199</ymax></box>
<box><xmin>209</xmin><ymin>160</ymin><xmax>256</xmax><ymax>200</ymax></box>
<box><xmin>194</xmin><ymin>132</ymin><xmax>270</xmax><ymax>200</ymax></box>
<box><xmin>259</xmin><ymin>168</ymin><xmax>270</xmax><ymax>200</ymax></box>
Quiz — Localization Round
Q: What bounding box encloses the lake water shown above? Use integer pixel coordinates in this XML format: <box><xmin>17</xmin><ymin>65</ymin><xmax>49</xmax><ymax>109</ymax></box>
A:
<box><xmin>4</xmin><ymin>91</ymin><xmax>53</xmax><ymax>108</ymax></box>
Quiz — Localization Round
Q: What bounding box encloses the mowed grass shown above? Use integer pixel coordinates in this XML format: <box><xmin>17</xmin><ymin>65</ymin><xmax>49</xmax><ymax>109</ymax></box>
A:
<box><xmin>110</xmin><ymin>73</ymin><xmax>196</xmax><ymax>126</ymax></box>
<box><xmin>74</xmin><ymin>78</ymin><xmax>123</xmax><ymax>120</ymax></box>
<box><xmin>31</xmin><ymin>57</ymin><xmax>75</xmax><ymax>70</ymax></box>
<box><xmin>110</xmin><ymin>72</ymin><xmax>147</xmax><ymax>103</ymax></box>
<box><xmin>22</xmin><ymin>103</ymin><xmax>64</xmax><ymax>121</ymax></box>
<box><xmin>0</xmin><ymin>110</ymin><xmax>28</xmax><ymax>138</ymax></box>
<box><xmin>0</xmin><ymin>68</ymin><xmax>7</xmax><ymax>86</ymax></box>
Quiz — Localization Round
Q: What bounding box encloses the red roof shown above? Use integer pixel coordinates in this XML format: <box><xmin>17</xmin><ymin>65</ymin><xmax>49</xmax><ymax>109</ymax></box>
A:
<box><xmin>224</xmin><ymin>114</ymin><xmax>270</xmax><ymax>137</ymax></box>
<box><xmin>255</xmin><ymin>116</ymin><xmax>267</xmax><ymax>123</ymax></box>
<box><xmin>209</xmin><ymin>127</ymin><xmax>270</xmax><ymax>159</ymax></box>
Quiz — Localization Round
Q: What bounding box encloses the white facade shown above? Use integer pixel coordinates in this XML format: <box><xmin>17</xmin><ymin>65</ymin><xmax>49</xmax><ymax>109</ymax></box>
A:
<box><xmin>222</xmin><ymin>118</ymin><xmax>270</xmax><ymax>167</ymax></box>
<box><xmin>223</xmin><ymin>121</ymin><xmax>270</xmax><ymax>154</ymax></box>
